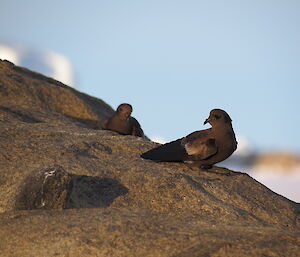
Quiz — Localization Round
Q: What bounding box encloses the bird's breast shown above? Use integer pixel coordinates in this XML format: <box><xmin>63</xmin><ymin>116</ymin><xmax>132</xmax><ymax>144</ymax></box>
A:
<box><xmin>221</xmin><ymin>134</ymin><xmax>237</xmax><ymax>152</ymax></box>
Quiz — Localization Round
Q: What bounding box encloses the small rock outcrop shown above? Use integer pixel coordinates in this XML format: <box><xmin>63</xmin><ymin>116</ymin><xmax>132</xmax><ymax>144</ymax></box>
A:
<box><xmin>15</xmin><ymin>165</ymin><xmax>72</xmax><ymax>210</ymax></box>
<box><xmin>15</xmin><ymin>164</ymin><xmax>128</xmax><ymax>210</ymax></box>
<box><xmin>0</xmin><ymin>59</ymin><xmax>299</xmax><ymax>257</ymax></box>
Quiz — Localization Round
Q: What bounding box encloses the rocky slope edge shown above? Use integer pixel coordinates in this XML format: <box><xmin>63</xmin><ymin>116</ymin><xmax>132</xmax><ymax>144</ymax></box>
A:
<box><xmin>0</xmin><ymin>59</ymin><xmax>299</xmax><ymax>257</ymax></box>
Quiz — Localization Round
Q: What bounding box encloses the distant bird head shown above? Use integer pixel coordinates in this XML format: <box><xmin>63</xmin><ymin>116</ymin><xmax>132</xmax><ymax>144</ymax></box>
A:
<box><xmin>204</xmin><ymin>109</ymin><xmax>232</xmax><ymax>126</ymax></box>
<box><xmin>116</xmin><ymin>103</ymin><xmax>133</xmax><ymax>120</ymax></box>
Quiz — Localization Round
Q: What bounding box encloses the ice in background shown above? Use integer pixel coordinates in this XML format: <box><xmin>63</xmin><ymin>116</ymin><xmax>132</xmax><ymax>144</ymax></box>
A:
<box><xmin>0</xmin><ymin>44</ymin><xmax>75</xmax><ymax>87</ymax></box>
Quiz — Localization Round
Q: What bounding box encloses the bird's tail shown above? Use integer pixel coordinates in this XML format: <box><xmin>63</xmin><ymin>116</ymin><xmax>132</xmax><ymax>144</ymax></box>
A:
<box><xmin>141</xmin><ymin>139</ymin><xmax>187</xmax><ymax>162</ymax></box>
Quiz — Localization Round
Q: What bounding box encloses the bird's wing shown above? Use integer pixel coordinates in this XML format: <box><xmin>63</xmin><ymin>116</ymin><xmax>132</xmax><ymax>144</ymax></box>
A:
<box><xmin>182</xmin><ymin>129</ymin><xmax>218</xmax><ymax>160</ymax></box>
<box><xmin>141</xmin><ymin>138</ymin><xmax>188</xmax><ymax>161</ymax></box>
<box><xmin>130</xmin><ymin>117</ymin><xmax>144</xmax><ymax>137</ymax></box>
<box><xmin>141</xmin><ymin>129</ymin><xmax>218</xmax><ymax>162</ymax></box>
<box><xmin>102</xmin><ymin>120</ymin><xmax>108</xmax><ymax>129</ymax></box>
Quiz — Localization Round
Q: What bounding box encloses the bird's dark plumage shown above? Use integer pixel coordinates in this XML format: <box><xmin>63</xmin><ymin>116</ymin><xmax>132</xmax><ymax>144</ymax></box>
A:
<box><xmin>103</xmin><ymin>103</ymin><xmax>144</xmax><ymax>137</ymax></box>
<box><xmin>141</xmin><ymin>109</ymin><xmax>237</xmax><ymax>168</ymax></box>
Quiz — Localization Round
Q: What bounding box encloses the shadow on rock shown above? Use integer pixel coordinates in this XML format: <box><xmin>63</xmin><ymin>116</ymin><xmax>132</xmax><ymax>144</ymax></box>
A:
<box><xmin>66</xmin><ymin>174</ymin><xmax>128</xmax><ymax>208</ymax></box>
<box><xmin>63</xmin><ymin>114</ymin><xmax>103</xmax><ymax>130</ymax></box>
<box><xmin>0</xmin><ymin>106</ymin><xmax>42</xmax><ymax>123</ymax></box>
<box><xmin>15</xmin><ymin>165</ymin><xmax>128</xmax><ymax>210</ymax></box>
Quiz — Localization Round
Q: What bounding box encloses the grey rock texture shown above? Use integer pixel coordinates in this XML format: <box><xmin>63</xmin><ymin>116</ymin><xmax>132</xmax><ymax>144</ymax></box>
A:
<box><xmin>0</xmin><ymin>59</ymin><xmax>299</xmax><ymax>256</ymax></box>
<box><xmin>15</xmin><ymin>165</ymin><xmax>72</xmax><ymax>210</ymax></box>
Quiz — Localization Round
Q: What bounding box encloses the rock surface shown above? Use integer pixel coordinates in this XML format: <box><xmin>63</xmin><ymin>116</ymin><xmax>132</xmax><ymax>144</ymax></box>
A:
<box><xmin>0</xmin><ymin>59</ymin><xmax>299</xmax><ymax>256</ymax></box>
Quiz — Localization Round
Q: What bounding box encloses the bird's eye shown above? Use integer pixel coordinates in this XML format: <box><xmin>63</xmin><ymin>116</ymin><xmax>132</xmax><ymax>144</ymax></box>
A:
<box><xmin>214</xmin><ymin>114</ymin><xmax>221</xmax><ymax>119</ymax></box>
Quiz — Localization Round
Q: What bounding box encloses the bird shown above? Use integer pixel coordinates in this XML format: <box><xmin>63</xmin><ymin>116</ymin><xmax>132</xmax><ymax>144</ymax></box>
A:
<box><xmin>141</xmin><ymin>109</ymin><xmax>237</xmax><ymax>169</ymax></box>
<box><xmin>102</xmin><ymin>103</ymin><xmax>144</xmax><ymax>137</ymax></box>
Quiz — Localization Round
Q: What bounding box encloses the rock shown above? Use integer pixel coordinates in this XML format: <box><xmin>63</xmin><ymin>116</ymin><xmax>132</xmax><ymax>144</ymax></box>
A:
<box><xmin>0</xmin><ymin>59</ymin><xmax>299</xmax><ymax>256</ymax></box>
<box><xmin>67</xmin><ymin>174</ymin><xmax>128</xmax><ymax>209</ymax></box>
<box><xmin>15</xmin><ymin>164</ymin><xmax>128</xmax><ymax>210</ymax></box>
<box><xmin>0</xmin><ymin>59</ymin><xmax>114</xmax><ymax>129</ymax></box>
<box><xmin>15</xmin><ymin>165</ymin><xmax>72</xmax><ymax>210</ymax></box>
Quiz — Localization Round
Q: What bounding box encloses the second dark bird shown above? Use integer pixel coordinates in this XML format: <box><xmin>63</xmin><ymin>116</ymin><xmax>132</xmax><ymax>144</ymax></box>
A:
<box><xmin>141</xmin><ymin>109</ymin><xmax>237</xmax><ymax>169</ymax></box>
<box><xmin>103</xmin><ymin>103</ymin><xmax>144</xmax><ymax>137</ymax></box>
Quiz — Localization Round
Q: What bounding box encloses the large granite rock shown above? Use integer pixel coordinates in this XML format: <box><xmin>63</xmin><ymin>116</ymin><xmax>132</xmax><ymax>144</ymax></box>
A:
<box><xmin>0</xmin><ymin>59</ymin><xmax>299</xmax><ymax>256</ymax></box>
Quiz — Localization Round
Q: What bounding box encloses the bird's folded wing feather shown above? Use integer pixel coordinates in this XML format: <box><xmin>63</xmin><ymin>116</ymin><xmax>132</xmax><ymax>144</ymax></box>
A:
<box><xmin>182</xmin><ymin>130</ymin><xmax>218</xmax><ymax>160</ymax></box>
<box><xmin>141</xmin><ymin>139</ymin><xmax>187</xmax><ymax>161</ymax></box>
<box><xmin>130</xmin><ymin>117</ymin><xmax>144</xmax><ymax>137</ymax></box>
<box><xmin>102</xmin><ymin>120</ymin><xmax>108</xmax><ymax>129</ymax></box>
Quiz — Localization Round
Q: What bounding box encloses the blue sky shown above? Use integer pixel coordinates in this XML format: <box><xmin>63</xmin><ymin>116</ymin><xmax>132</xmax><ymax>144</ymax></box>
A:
<box><xmin>1</xmin><ymin>0</ymin><xmax>299</xmax><ymax>152</ymax></box>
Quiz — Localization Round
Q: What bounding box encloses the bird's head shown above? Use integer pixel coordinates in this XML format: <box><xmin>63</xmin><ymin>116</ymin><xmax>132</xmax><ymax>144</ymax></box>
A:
<box><xmin>116</xmin><ymin>103</ymin><xmax>133</xmax><ymax>120</ymax></box>
<box><xmin>204</xmin><ymin>109</ymin><xmax>232</xmax><ymax>127</ymax></box>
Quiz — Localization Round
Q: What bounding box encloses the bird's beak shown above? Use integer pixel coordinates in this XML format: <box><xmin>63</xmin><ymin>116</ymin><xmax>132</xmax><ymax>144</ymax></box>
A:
<box><xmin>203</xmin><ymin>118</ymin><xmax>209</xmax><ymax>125</ymax></box>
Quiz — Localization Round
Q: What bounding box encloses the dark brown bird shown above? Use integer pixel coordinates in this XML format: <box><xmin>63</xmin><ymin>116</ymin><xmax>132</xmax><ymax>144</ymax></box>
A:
<box><xmin>103</xmin><ymin>103</ymin><xmax>144</xmax><ymax>137</ymax></box>
<box><xmin>141</xmin><ymin>109</ymin><xmax>237</xmax><ymax>169</ymax></box>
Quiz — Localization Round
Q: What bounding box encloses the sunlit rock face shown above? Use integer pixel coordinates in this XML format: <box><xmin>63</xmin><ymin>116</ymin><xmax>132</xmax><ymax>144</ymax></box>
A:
<box><xmin>0</xmin><ymin>60</ymin><xmax>299</xmax><ymax>257</ymax></box>
<box><xmin>0</xmin><ymin>43</ymin><xmax>75</xmax><ymax>87</ymax></box>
